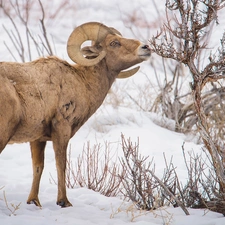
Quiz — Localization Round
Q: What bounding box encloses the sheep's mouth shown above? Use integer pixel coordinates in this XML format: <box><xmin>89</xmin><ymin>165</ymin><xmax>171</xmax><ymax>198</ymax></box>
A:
<box><xmin>139</xmin><ymin>53</ymin><xmax>151</xmax><ymax>57</ymax></box>
<box><xmin>139</xmin><ymin>53</ymin><xmax>151</xmax><ymax>60</ymax></box>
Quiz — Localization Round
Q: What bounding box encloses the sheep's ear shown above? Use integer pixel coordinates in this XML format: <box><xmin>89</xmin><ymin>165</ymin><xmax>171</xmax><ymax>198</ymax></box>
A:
<box><xmin>81</xmin><ymin>46</ymin><xmax>102</xmax><ymax>57</ymax></box>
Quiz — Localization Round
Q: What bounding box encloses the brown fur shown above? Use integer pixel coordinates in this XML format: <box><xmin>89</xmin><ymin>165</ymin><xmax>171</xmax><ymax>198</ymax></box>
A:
<box><xmin>0</xmin><ymin>32</ymin><xmax>150</xmax><ymax>207</ymax></box>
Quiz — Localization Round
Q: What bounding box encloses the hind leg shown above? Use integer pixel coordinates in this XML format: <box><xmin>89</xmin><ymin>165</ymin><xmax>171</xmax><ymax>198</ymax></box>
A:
<box><xmin>0</xmin><ymin>110</ymin><xmax>21</xmax><ymax>153</ymax></box>
<box><xmin>0</xmin><ymin>112</ymin><xmax>21</xmax><ymax>153</ymax></box>
<box><xmin>27</xmin><ymin>140</ymin><xmax>46</xmax><ymax>207</ymax></box>
<box><xmin>0</xmin><ymin>128</ymin><xmax>9</xmax><ymax>154</ymax></box>
<box><xmin>0</xmin><ymin>75</ymin><xmax>21</xmax><ymax>153</ymax></box>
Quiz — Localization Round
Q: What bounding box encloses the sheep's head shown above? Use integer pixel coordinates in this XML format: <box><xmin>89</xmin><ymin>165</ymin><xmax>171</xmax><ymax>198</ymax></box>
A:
<box><xmin>67</xmin><ymin>22</ymin><xmax>151</xmax><ymax>78</ymax></box>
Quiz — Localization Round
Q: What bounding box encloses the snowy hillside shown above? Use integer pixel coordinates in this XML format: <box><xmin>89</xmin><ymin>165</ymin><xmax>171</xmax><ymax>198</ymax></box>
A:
<box><xmin>0</xmin><ymin>0</ymin><xmax>225</xmax><ymax>224</ymax></box>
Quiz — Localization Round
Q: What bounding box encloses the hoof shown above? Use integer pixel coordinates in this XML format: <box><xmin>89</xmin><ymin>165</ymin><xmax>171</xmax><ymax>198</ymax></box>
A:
<box><xmin>27</xmin><ymin>199</ymin><xmax>42</xmax><ymax>208</ymax></box>
<box><xmin>57</xmin><ymin>200</ymin><xmax>73</xmax><ymax>208</ymax></box>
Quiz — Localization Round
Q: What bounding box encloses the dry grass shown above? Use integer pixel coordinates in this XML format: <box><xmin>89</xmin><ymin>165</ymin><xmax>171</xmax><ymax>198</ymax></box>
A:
<box><xmin>0</xmin><ymin>188</ymin><xmax>21</xmax><ymax>216</ymax></box>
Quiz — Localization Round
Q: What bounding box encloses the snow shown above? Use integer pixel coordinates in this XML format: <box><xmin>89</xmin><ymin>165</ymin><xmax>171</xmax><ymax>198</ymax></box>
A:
<box><xmin>0</xmin><ymin>0</ymin><xmax>225</xmax><ymax>224</ymax></box>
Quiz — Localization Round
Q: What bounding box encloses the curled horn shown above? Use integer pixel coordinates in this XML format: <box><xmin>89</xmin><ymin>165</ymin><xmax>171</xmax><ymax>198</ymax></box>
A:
<box><xmin>67</xmin><ymin>22</ymin><xmax>113</xmax><ymax>66</ymax></box>
<box><xmin>117</xmin><ymin>66</ymin><xmax>140</xmax><ymax>79</ymax></box>
<box><xmin>109</xmin><ymin>27</ymin><xmax>122</xmax><ymax>36</ymax></box>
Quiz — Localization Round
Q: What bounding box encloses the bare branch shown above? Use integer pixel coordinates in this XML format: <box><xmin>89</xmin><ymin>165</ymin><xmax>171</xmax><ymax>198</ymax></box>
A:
<box><xmin>38</xmin><ymin>0</ymin><xmax>53</xmax><ymax>56</ymax></box>
<box><xmin>149</xmin><ymin>0</ymin><xmax>225</xmax><ymax>196</ymax></box>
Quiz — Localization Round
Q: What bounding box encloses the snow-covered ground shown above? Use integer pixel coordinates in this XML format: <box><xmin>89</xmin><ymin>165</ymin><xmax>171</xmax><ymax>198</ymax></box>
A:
<box><xmin>0</xmin><ymin>0</ymin><xmax>225</xmax><ymax>224</ymax></box>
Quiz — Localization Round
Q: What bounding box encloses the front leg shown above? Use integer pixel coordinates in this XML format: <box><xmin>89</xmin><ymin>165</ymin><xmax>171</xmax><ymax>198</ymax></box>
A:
<box><xmin>52</xmin><ymin>119</ymin><xmax>72</xmax><ymax>207</ymax></box>
<box><xmin>27</xmin><ymin>140</ymin><xmax>46</xmax><ymax>207</ymax></box>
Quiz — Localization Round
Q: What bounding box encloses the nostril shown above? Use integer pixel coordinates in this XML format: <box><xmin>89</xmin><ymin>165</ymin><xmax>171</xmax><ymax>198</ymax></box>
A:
<box><xmin>142</xmin><ymin>45</ymin><xmax>149</xmax><ymax>49</ymax></box>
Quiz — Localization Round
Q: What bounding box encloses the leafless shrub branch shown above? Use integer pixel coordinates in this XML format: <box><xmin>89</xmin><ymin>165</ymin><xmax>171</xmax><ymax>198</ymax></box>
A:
<box><xmin>180</xmin><ymin>143</ymin><xmax>225</xmax><ymax>215</ymax></box>
<box><xmin>50</xmin><ymin>143</ymin><xmax>125</xmax><ymax>197</ymax></box>
<box><xmin>38</xmin><ymin>0</ymin><xmax>53</xmax><ymax>56</ymax></box>
<box><xmin>0</xmin><ymin>190</ymin><xmax>21</xmax><ymax>216</ymax></box>
<box><xmin>119</xmin><ymin>134</ymin><xmax>189</xmax><ymax>215</ymax></box>
<box><xmin>120</xmin><ymin>134</ymin><xmax>225</xmax><ymax>215</ymax></box>
<box><xmin>0</xmin><ymin>0</ymin><xmax>54</xmax><ymax>62</ymax></box>
<box><xmin>148</xmin><ymin>0</ymin><xmax>225</xmax><ymax>207</ymax></box>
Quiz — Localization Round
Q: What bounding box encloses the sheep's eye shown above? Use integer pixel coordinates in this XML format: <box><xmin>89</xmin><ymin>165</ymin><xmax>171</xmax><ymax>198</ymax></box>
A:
<box><xmin>110</xmin><ymin>40</ymin><xmax>121</xmax><ymax>47</ymax></box>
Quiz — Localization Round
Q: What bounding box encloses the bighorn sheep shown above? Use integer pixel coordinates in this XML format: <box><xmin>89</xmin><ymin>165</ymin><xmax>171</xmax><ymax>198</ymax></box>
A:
<box><xmin>0</xmin><ymin>22</ymin><xmax>151</xmax><ymax>207</ymax></box>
